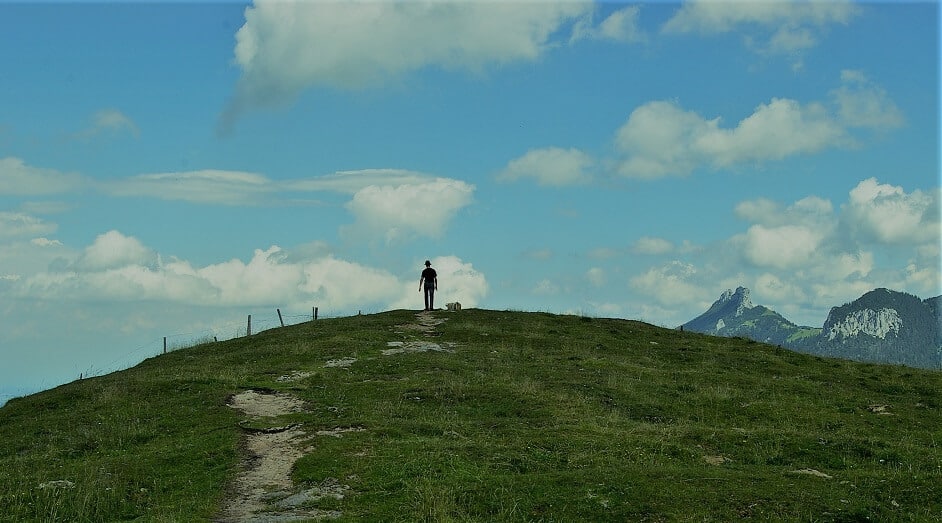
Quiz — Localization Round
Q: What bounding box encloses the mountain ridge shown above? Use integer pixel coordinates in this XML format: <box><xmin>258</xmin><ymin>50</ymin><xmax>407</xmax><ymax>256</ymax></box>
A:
<box><xmin>682</xmin><ymin>286</ymin><xmax>942</xmax><ymax>369</ymax></box>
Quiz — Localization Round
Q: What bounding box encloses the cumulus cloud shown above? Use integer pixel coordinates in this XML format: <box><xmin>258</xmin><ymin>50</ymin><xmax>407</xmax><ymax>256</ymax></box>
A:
<box><xmin>662</xmin><ymin>0</ymin><xmax>858</xmax><ymax>54</ymax></box>
<box><xmin>220</xmin><ymin>0</ymin><xmax>592</xmax><ymax>132</ymax></box>
<box><xmin>498</xmin><ymin>147</ymin><xmax>594</xmax><ymax>186</ymax></box>
<box><xmin>0</xmin><ymin>157</ymin><xmax>86</xmax><ymax>195</ymax></box>
<box><xmin>13</xmin><ymin>232</ymin><xmax>487</xmax><ymax>312</ymax></box>
<box><xmin>731</xmin><ymin>192</ymin><xmax>842</xmax><ymax>271</ymax></box>
<box><xmin>614</xmin><ymin>98</ymin><xmax>846</xmax><ymax>178</ymax></box>
<box><xmin>72</xmin><ymin>230</ymin><xmax>159</xmax><ymax>272</ymax></box>
<box><xmin>737</xmin><ymin>224</ymin><xmax>826</xmax><ymax>270</ymax></box>
<box><xmin>721</xmin><ymin>178</ymin><xmax>940</xmax><ymax>311</ymax></box>
<box><xmin>624</xmin><ymin>177</ymin><xmax>939</xmax><ymax>327</ymax></box>
<box><xmin>395</xmin><ymin>255</ymin><xmax>487</xmax><ymax>309</ymax></box>
<box><xmin>842</xmin><ymin>178</ymin><xmax>940</xmax><ymax>245</ymax></box>
<box><xmin>630</xmin><ymin>260</ymin><xmax>706</xmax><ymax>306</ymax></box>
<box><xmin>341</xmin><ymin>178</ymin><xmax>474</xmax><ymax>243</ymax></box>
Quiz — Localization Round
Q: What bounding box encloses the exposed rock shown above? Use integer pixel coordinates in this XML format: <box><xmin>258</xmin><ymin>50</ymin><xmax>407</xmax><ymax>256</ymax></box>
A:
<box><xmin>826</xmin><ymin>308</ymin><xmax>902</xmax><ymax>341</ymax></box>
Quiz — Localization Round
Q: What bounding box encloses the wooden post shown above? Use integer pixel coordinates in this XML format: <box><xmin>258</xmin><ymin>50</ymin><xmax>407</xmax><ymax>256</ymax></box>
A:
<box><xmin>247</xmin><ymin>315</ymin><xmax>252</xmax><ymax>336</ymax></box>
<box><xmin>163</xmin><ymin>337</ymin><xmax>167</xmax><ymax>354</ymax></box>
<box><xmin>277</xmin><ymin>308</ymin><xmax>284</xmax><ymax>327</ymax></box>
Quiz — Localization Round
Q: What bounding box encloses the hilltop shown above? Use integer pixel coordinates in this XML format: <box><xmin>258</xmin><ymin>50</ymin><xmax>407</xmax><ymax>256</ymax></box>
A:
<box><xmin>1</xmin><ymin>309</ymin><xmax>940</xmax><ymax>521</ymax></box>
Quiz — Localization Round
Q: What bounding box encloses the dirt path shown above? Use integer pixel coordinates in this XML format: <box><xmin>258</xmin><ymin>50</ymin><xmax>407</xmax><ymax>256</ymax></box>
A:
<box><xmin>216</xmin><ymin>311</ymin><xmax>453</xmax><ymax>521</ymax></box>
<box><xmin>216</xmin><ymin>390</ymin><xmax>342</xmax><ymax>522</ymax></box>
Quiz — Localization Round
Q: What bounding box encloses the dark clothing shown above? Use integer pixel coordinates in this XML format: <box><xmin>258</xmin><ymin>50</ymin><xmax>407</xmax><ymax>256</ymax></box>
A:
<box><xmin>421</xmin><ymin>267</ymin><xmax>437</xmax><ymax>310</ymax></box>
<box><xmin>424</xmin><ymin>286</ymin><xmax>435</xmax><ymax>311</ymax></box>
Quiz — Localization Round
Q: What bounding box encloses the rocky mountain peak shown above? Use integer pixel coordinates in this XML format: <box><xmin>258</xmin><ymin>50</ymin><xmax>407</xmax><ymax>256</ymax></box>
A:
<box><xmin>718</xmin><ymin>286</ymin><xmax>753</xmax><ymax>317</ymax></box>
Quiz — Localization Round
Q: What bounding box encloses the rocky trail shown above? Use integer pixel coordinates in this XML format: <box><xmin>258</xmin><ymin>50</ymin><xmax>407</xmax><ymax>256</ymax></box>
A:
<box><xmin>215</xmin><ymin>311</ymin><xmax>452</xmax><ymax>522</ymax></box>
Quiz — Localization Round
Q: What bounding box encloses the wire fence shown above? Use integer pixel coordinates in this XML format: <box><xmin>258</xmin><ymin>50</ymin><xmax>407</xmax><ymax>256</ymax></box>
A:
<box><xmin>80</xmin><ymin>306</ymin><xmax>363</xmax><ymax>382</ymax></box>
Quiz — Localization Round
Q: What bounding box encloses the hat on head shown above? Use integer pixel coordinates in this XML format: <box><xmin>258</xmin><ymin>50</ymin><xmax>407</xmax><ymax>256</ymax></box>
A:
<box><xmin>425</xmin><ymin>260</ymin><xmax>431</xmax><ymax>266</ymax></box>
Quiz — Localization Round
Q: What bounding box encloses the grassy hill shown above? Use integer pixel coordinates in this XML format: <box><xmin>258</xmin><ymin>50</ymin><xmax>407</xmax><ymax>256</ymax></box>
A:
<box><xmin>1</xmin><ymin>309</ymin><xmax>940</xmax><ymax>521</ymax></box>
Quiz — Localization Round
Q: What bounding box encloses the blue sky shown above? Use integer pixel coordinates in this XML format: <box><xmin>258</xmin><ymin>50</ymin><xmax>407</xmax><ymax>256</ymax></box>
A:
<box><xmin>1</xmin><ymin>0</ymin><xmax>939</xmax><ymax>403</ymax></box>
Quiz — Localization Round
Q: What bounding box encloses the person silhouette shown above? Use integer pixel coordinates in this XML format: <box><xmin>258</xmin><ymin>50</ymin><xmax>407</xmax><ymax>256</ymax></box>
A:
<box><xmin>418</xmin><ymin>260</ymin><xmax>438</xmax><ymax>311</ymax></box>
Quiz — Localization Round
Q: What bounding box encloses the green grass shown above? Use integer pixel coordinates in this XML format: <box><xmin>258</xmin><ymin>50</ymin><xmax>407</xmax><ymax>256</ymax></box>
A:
<box><xmin>1</xmin><ymin>309</ymin><xmax>940</xmax><ymax>521</ymax></box>
<box><xmin>787</xmin><ymin>327</ymin><xmax>824</xmax><ymax>343</ymax></box>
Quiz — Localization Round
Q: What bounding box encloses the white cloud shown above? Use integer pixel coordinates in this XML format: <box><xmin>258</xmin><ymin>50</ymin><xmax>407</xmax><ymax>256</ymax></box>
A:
<box><xmin>630</xmin><ymin>260</ymin><xmax>707</xmax><ymax>306</ymax></box>
<box><xmin>105</xmin><ymin>170</ymin><xmax>275</xmax><ymax>206</ymax></box>
<box><xmin>341</xmin><ymin>178</ymin><xmax>475</xmax><ymax>243</ymax></box>
<box><xmin>614</xmin><ymin>98</ymin><xmax>846</xmax><ymax>178</ymax></box>
<box><xmin>11</xmin><ymin>232</ymin><xmax>488</xmax><ymax>313</ymax></box>
<box><xmin>221</xmin><ymin>0</ymin><xmax>592</xmax><ymax>131</ymax></box>
<box><xmin>614</xmin><ymin>101</ymin><xmax>712</xmax><ymax>178</ymax></box>
<box><xmin>622</xmin><ymin>178</ymin><xmax>939</xmax><ymax>327</ymax></box>
<box><xmin>30</xmin><ymin>237</ymin><xmax>62</xmax><ymax>247</ymax></box>
<box><xmin>843</xmin><ymin>178</ymin><xmax>940</xmax><ymax>245</ymax></box>
<box><xmin>735</xmin><ymin>195</ymin><xmax>834</xmax><ymax>228</ymax></box>
<box><xmin>753</xmin><ymin>273</ymin><xmax>807</xmax><ymax>304</ymax></box>
<box><xmin>737</xmin><ymin>224</ymin><xmax>826</xmax><ymax>270</ymax></box>
<box><xmin>831</xmin><ymin>70</ymin><xmax>904</xmax><ymax>129</ymax></box>
<box><xmin>572</xmin><ymin>5</ymin><xmax>646</xmax><ymax>43</ymax></box>
<box><xmin>0</xmin><ymin>212</ymin><xmax>57</xmax><ymax>238</ymax></box>
<box><xmin>732</xmin><ymin>193</ymin><xmax>838</xmax><ymax>271</ymax></box>
<box><xmin>0</xmin><ymin>157</ymin><xmax>86</xmax><ymax>195</ymax></box>
<box><xmin>392</xmin><ymin>255</ymin><xmax>487</xmax><ymax>309</ymax></box>
<box><xmin>597</xmin><ymin>6</ymin><xmax>646</xmax><ymax>42</ymax></box>
<box><xmin>72</xmin><ymin>230</ymin><xmax>158</xmax><ymax>272</ymax></box>
<box><xmin>662</xmin><ymin>0</ymin><xmax>858</xmax><ymax>54</ymax></box>
<box><xmin>498</xmin><ymin>147</ymin><xmax>594</xmax><ymax>186</ymax></box>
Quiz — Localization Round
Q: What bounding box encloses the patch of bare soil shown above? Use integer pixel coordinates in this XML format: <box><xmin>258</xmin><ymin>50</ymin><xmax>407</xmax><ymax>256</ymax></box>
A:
<box><xmin>216</xmin><ymin>390</ymin><xmax>345</xmax><ymax>522</ymax></box>
<box><xmin>385</xmin><ymin>311</ymin><xmax>458</xmax><ymax>356</ymax></box>
<box><xmin>382</xmin><ymin>340</ymin><xmax>456</xmax><ymax>356</ymax></box>
<box><xmin>394</xmin><ymin>311</ymin><xmax>447</xmax><ymax>334</ymax></box>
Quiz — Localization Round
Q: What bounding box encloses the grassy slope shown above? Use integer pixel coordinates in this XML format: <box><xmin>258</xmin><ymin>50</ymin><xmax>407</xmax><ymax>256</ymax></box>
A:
<box><xmin>1</xmin><ymin>309</ymin><xmax>940</xmax><ymax>522</ymax></box>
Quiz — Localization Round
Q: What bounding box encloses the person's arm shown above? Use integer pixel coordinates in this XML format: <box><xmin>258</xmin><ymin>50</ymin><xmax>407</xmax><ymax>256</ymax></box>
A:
<box><xmin>434</xmin><ymin>276</ymin><xmax>438</xmax><ymax>290</ymax></box>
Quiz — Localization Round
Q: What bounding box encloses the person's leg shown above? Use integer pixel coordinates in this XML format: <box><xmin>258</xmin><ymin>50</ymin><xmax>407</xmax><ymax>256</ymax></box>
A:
<box><xmin>424</xmin><ymin>286</ymin><xmax>431</xmax><ymax>311</ymax></box>
<box><xmin>428</xmin><ymin>287</ymin><xmax>435</xmax><ymax>310</ymax></box>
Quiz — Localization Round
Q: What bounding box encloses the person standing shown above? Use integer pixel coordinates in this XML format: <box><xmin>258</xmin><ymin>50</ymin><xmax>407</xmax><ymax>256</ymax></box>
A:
<box><xmin>419</xmin><ymin>260</ymin><xmax>438</xmax><ymax>311</ymax></box>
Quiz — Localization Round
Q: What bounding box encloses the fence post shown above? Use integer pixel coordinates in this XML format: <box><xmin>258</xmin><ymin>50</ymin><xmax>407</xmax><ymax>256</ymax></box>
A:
<box><xmin>247</xmin><ymin>315</ymin><xmax>252</xmax><ymax>336</ymax></box>
<box><xmin>277</xmin><ymin>308</ymin><xmax>284</xmax><ymax>327</ymax></box>
<box><xmin>164</xmin><ymin>337</ymin><xmax>167</xmax><ymax>354</ymax></box>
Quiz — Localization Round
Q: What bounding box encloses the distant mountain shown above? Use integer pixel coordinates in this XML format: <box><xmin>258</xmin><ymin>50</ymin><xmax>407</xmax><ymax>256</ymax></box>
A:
<box><xmin>681</xmin><ymin>286</ymin><xmax>820</xmax><ymax>349</ymax></box>
<box><xmin>683</xmin><ymin>287</ymin><xmax>942</xmax><ymax>369</ymax></box>
<box><xmin>817</xmin><ymin>288</ymin><xmax>941</xmax><ymax>368</ymax></box>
